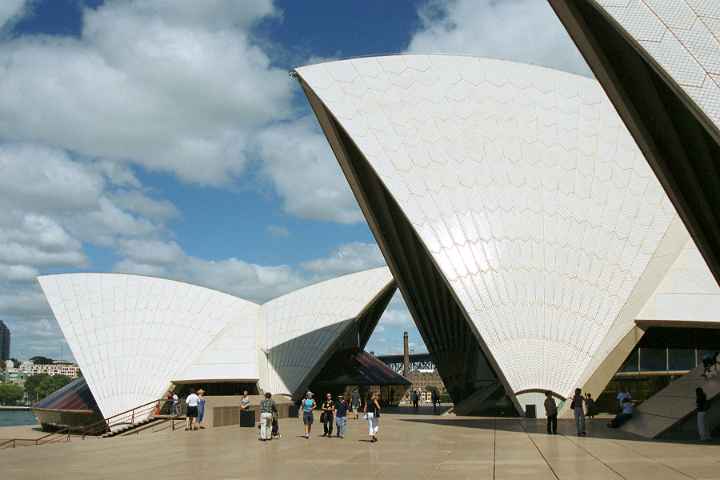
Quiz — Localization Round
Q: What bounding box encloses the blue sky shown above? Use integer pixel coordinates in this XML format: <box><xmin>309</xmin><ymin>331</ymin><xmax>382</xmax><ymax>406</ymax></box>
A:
<box><xmin>0</xmin><ymin>0</ymin><xmax>589</xmax><ymax>360</ymax></box>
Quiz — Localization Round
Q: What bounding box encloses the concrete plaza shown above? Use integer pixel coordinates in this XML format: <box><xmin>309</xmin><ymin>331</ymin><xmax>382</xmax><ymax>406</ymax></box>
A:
<box><xmin>2</xmin><ymin>412</ymin><xmax>719</xmax><ymax>480</ymax></box>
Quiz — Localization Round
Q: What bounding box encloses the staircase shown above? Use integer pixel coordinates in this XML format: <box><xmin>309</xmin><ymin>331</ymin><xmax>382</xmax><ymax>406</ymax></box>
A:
<box><xmin>621</xmin><ymin>359</ymin><xmax>720</xmax><ymax>438</ymax></box>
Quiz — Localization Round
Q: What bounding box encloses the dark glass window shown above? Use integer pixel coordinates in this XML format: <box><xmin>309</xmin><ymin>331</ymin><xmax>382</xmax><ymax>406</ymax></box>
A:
<box><xmin>639</xmin><ymin>348</ymin><xmax>667</xmax><ymax>371</ymax></box>
<box><xmin>668</xmin><ymin>349</ymin><xmax>694</xmax><ymax>371</ymax></box>
<box><xmin>620</xmin><ymin>348</ymin><xmax>639</xmax><ymax>372</ymax></box>
<box><xmin>698</xmin><ymin>350</ymin><xmax>720</xmax><ymax>367</ymax></box>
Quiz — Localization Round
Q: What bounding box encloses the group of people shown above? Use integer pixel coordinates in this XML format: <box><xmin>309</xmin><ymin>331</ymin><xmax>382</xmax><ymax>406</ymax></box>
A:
<box><xmin>300</xmin><ymin>390</ymin><xmax>382</xmax><ymax>442</ymax></box>
<box><xmin>543</xmin><ymin>389</ymin><xmax>604</xmax><ymax>436</ymax></box>
<box><xmin>409</xmin><ymin>389</ymin><xmax>441</xmax><ymax>411</ymax></box>
<box><xmin>163</xmin><ymin>388</ymin><xmax>207</xmax><ymax>431</ymax></box>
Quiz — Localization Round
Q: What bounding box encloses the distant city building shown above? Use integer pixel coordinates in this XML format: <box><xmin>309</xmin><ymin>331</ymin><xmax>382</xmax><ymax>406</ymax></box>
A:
<box><xmin>20</xmin><ymin>361</ymin><xmax>81</xmax><ymax>378</ymax></box>
<box><xmin>0</xmin><ymin>320</ymin><xmax>10</xmax><ymax>361</ymax></box>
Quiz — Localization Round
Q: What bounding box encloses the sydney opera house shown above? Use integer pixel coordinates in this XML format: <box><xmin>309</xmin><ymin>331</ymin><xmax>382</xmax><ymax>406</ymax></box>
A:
<box><xmin>293</xmin><ymin>46</ymin><xmax>720</xmax><ymax>418</ymax></box>
<box><xmin>34</xmin><ymin>0</ymin><xmax>720</xmax><ymax>434</ymax></box>
<box><xmin>38</xmin><ymin>268</ymin><xmax>399</xmax><ymax>423</ymax></box>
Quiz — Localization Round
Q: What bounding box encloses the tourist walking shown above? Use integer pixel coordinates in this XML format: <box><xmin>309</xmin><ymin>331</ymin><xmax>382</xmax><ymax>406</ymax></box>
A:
<box><xmin>364</xmin><ymin>392</ymin><xmax>381</xmax><ymax>442</ymax></box>
<box><xmin>697</xmin><ymin>387</ymin><xmax>710</xmax><ymax>441</ymax></box>
<box><xmin>411</xmin><ymin>390</ymin><xmax>419</xmax><ymax>410</ymax></box>
<box><xmin>259</xmin><ymin>392</ymin><xmax>277</xmax><ymax>441</ymax></box>
<box><xmin>197</xmin><ymin>389</ymin><xmax>206</xmax><ymax>429</ymax></box>
<box><xmin>544</xmin><ymin>391</ymin><xmax>558</xmax><ymax>435</ymax></box>
<box><xmin>321</xmin><ymin>393</ymin><xmax>335</xmax><ymax>437</ymax></box>
<box><xmin>431</xmin><ymin>389</ymin><xmax>439</xmax><ymax>413</ymax></box>
<box><xmin>571</xmin><ymin>388</ymin><xmax>586</xmax><ymax>436</ymax></box>
<box><xmin>351</xmin><ymin>388</ymin><xmax>361</xmax><ymax>420</ymax></box>
<box><xmin>185</xmin><ymin>389</ymin><xmax>199</xmax><ymax>431</ymax></box>
<box><xmin>301</xmin><ymin>391</ymin><xmax>316</xmax><ymax>439</ymax></box>
<box><xmin>335</xmin><ymin>394</ymin><xmax>348</xmax><ymax>438</ymax></box>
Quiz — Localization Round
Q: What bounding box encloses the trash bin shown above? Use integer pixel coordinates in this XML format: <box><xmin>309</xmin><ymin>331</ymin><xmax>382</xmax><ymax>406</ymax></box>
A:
<box><xmin>525</xmin><ymin>404</ymin><xmax>536</xmax><ymax>419</ymax></box>
<box><xmin>240</xmin><ymin>409</ymin><xmax>255</xmax><ymax>427</ymax></box>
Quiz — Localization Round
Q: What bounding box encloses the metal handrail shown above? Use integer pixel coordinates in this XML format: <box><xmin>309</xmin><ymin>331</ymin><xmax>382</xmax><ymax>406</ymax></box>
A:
<box><xmin>1</xmin><ymin>397</ymin><xmax>171</xmax><ymax>448</ymax></box>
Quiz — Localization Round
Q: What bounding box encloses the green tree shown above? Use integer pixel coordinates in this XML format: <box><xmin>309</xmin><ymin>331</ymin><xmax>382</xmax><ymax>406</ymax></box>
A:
<box><xmin>25</xmin><ymin>374</ymin><xmax>73</xmax><ymax>402</ymax></box>
<box><xmin>30</xmin><ymin>356</ymin><xmax>54</xmax><ymax>365</ymax></box>
<box><xmin>0</xmin><ymin>383</ymin><xmax>24</xmax><ymax>405</ymax></box>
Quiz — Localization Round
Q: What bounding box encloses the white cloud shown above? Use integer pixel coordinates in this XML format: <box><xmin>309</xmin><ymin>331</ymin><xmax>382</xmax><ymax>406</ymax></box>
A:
<box><xmin>0</xmin><ymin>264</ymin><xmax>38</xmax><ymax>282</ymax></box>
<box><xmin>114</xmin><ymin>254</ymin><xmax>307</xmax><ymax>303</ymax></box>
<box><xmin>113</xmin><ymin>239</ymin><xmax>386</xmax><ymax>303</ymax></box>
<box><xmin>301</xmin><ymin>242</ymin><xmax>385</xmax><ymax>276</ymax></box>
<box><xmin>0</xmin><ymin>0</ymin><xmax>25</xmax><ymax>30</ymax></box>
<box><xmin>0</xmin><ymin>144</ymin><xmax>104</xmax><ymax>212</ymax></box>
<box><xmin>0</xmin><ymin>0</ymin><xmax>292</xmax><ymax>185</ymax></box>
<box><xmin>116</xmin><ymin>238</ymin><xmax>184</xmax><ymax>265</ymax></box>
<box><xmin>110</xmin><ymin>190</ymin><xmax>180</xmax><ymax>221</ymax></box>
<box><xmin>0</xmin><ymin>289</ymin><xmax>48</xmax><ymax>316</ymax></box>
<box><xmin>0</xmin><ymin>213</ymin><xmax>86</xmax><ymax>267</ymax></box>
<box><xmin>256</xmin><ymin>117</ymin><xmax>363</xmax><ymax>224</ymax></box>
<box><xmin>407</xmin><ymin>0</ymin><xmax>591</xmax><ymax>77</ymax></box>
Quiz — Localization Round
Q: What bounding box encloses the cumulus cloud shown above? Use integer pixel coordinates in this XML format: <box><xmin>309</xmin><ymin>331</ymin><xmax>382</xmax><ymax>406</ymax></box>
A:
<box><xmin>300</xmin><ymin>242</ymin><xmax>385</xmax><ymax>276</ymax></box>
<box><xmin>0</xmin><ymin>0</ymin><xmax>292</xmax><ymax>185</ymax></box>
<box><xmin>110</xmin><ymin>190</ymin><xmax>180</xmax><ymax>221</ymax></box>
<box><xmin>0</xmin><ymin>0</ymin><xmax>25</xmax><ymax>30</ymax></box>
<box><xmin>256</xmin><ymin>117</ymin><xmax>362</xmax><ymax>224</ymax></box>
<box><xmin>0</xmin><ymin>143</ymin><xmax>181</xmax><ymax>358</ymax></box>
<box><xmin>0</xmin><ymin>144</ymin><xmax>104</xmax><ymax>212</ymax></box>
<box><xmin>113</xmin><ymin>239</ymin><xmax>386</xmax><ymax>303</ymax></box>
<box><xmin>407</xmin><ymin>0</ymin><xmax>591</xmax><ymax>77</ymax></box>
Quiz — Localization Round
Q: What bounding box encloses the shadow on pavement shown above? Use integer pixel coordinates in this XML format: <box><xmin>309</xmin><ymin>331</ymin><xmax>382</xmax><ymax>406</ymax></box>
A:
<box><xmin>396</xmin><ymin>416</ymin><xmax>719</xmax><ymax>445</ymax></box>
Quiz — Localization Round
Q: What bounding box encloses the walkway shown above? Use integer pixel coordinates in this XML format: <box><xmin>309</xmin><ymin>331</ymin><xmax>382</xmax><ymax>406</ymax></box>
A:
<box><xmin>2</xmin><ymin>414</ymin><xmax>719</xmax><ymax>479</ymax></box>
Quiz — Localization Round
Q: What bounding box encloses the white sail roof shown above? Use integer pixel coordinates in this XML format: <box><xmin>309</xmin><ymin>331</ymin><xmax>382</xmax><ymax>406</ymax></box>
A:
<box><xmin>39</xmin><ymin>267</ymin><xmax>394</xmax><ymax>419</ymax></box>
<box><xmin>38</xmin><ymin>273</ymin><xmax>257</xmax><ymax>419</ymax></box>
<box><xmin>261</xmin><ymin>266</ymin><xmax>394</xmax><ymax>395</ymax></box>
<box><xmin>589</xmin><ymin>0</ymin><xmax>720</xmax><ymax>129</ymax></box>
<box><xmin>296</xmin><ymin>55</ymin><xmax>685</xmax><ymax>396</ymax></box>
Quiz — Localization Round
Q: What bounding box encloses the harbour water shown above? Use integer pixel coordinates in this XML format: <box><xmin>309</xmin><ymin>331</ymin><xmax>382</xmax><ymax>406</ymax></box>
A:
<box><xmin>0</xmin><ymin>409</ymin><xmax>37</xmax><ymax>427</ymax></box>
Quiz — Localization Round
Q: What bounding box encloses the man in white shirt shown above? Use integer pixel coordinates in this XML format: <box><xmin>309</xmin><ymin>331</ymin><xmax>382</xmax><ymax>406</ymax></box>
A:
<box><xmin>185</xmin><ymin>390</ymin><xmax>200</xmax><ymax>431</ymax></box>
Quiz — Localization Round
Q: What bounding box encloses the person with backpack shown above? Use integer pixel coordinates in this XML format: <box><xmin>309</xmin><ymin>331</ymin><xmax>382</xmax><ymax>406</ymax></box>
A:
<box><xmin>259</xmin><ymin>392</ymin><xmax>277</xmax><ymax>441</ymax></box>
<box><xmin>301</xmin><ymin>391</ymin><xmax>316</xmax><ymax>439</ymax></box>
